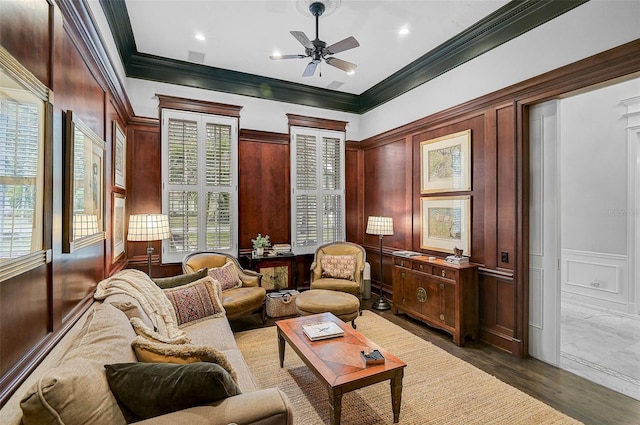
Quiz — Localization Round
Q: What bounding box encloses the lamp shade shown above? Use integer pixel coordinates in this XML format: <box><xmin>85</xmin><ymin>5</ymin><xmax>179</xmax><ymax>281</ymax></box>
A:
<box><xmin>127</xmin><ymin>214</ymin><xmax>171</xmax><ymax>242</ymax></box>
<box><xmin>73</xmin><ymin>214</ymin><xmax>98</xmax><ymax>238</ymax></box>
<box><xmin>366</xmin><ymin>216</ymin><xmax>393</xmax><ymax>236</ymax></box>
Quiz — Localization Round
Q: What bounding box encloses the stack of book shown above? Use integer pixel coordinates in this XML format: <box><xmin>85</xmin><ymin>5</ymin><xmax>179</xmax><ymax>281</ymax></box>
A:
<box><xmin>445</xmin><ymin>255</ymin><xmax>469</xmax><ymax>265</ymax></box>
<box><xmin>272</xmin><ymin>244</ymin><xmax>292</xmax><ymax>254</ymax></box>
<box><xmin>302</xmin><ymin>321</ymin><xmax>344</xmax><ymax>341</ymax></box>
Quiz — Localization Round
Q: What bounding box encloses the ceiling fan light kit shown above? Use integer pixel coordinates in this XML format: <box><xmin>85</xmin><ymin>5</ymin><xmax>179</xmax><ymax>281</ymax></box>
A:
<box><xmin>271</xmin><ymin>0</ymin><xmax>359</xmax><ymax>77</ymax></box>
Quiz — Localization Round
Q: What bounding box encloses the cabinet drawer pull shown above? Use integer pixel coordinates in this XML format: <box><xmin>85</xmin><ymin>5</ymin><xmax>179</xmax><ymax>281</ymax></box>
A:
<box><xmin>401</xmin><ymin>272</ymin><xmax>405</xmax><ymax>278</ymax></box>
<box><xmin>441</xmin><ymin>270</ymin><xmax>446</xmax><ymax>278</ymax></box>
<box><xmin>440</xmin><ymin>283</ymin><xmax>444</xmax><ymax>289</ymax></box>
<box><xmin>400</xmin><ymin>260</ymin><xmax>405</xmax><ymax>267</ymax></box>
<box><xmin>440</xmin><ymin>314</ymin><xmax>445</xmax><ymax>321</ymax></box>
<box><xmin>419</xmin><ymin>264</ymin><xmax>424</xmax><ymax>270</ymax></box>
<box><xmin>417</xmin><ymin>287</ymin><xmax>427</xmax><ymax>302</ymax></box>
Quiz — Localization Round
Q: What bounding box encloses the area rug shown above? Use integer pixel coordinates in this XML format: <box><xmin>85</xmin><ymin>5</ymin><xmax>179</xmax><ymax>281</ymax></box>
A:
<box><xmin>234</xmin><ymin>311</ymin><xmax>582</xmax><ymax>425</ymax></box>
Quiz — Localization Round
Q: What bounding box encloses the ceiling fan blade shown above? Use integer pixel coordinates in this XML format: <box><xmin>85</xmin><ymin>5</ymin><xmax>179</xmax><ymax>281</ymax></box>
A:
<box><xmin>325</xmin><ymin>57</ymin><xmax>357</xmax><ymax>73</ymax></box>
<box><xmin>290</xmin><ymin>31</ymin><xmax>314</xmax><ymax>50</ymax></box>
<box><xmin>270</xmin><ymin>54</ymin><xmax>307</xmax><ymax>60</ymax></box>
<box><xmin>302</xmin><ymin>60</ymin><xmax>319</xmax><ymax>77</ymax></box>
<box><xmin>326</xmin><ymin>36</ymin><xmax>359</xmax><ymax>55</ymax></box>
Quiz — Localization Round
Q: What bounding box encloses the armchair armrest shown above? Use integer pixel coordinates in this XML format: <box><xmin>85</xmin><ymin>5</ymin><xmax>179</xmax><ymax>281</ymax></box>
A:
<box><xmin>237</xmin><ymin>268</ymin><xmax>261</xmax><ymax>287</ymax></box>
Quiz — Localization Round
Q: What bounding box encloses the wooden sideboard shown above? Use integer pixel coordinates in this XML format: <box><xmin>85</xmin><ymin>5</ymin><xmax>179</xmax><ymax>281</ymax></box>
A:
<box><xmin>392</xmin><ymin>255</ymin><xmax>478</xmax><ymax>346</ymax></box>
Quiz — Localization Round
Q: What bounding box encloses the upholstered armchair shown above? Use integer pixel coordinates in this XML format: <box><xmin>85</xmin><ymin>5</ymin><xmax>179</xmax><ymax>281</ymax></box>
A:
<box><xmin>310</xmin><ymin>242</ymin><xmax>366</xmax><ymax>310</ymax></box>
<box><xmin>182</xmin><ymin>252</ymin><xmax>266</xmax><ymax>322</ymax></box>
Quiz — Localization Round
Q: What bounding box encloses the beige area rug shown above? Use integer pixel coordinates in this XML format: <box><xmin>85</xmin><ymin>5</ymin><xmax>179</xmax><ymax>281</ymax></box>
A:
<box><xmin>234</xmin><ymin>311</ymin><xmax>582</xmax><ymax>425</ymax></box>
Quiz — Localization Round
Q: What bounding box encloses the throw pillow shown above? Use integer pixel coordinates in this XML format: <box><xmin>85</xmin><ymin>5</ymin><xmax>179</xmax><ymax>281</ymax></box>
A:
<box><xmin>207</xmin><ymin>261</ymin><xmax>242</xmax><ymax>291</ymax></box>
<box><xmin>131</xmin><ymin>336</ymin><xmax>238</xmax><ymax>382</ymax></box>
<box><xmin>163</xmin><ymin>276</ymin><xmax>225</xmax><ymax>326</ymax></box>
<box><xmin>105</xmin><ymin>362</ymin><xmax>241</xmax><ymax>421</ymax></box>
<box><xmin>321</xmin><ymin>254</ymin><xmax>357</xmax><ymax>281</ymax></box>
<box><xmin>20</xmin><ymin>359</ymin><xmax>127</xmax><ymax>425</ymax></box>
<box><xmin>130</xmin><ymin>317</ymin><xmax>191</xmax><ymax>344</ymax></box>
<box><xmin>153</xmin><ymin>268</ymin><xmax>208</xmax><ymax>289</ymax></box>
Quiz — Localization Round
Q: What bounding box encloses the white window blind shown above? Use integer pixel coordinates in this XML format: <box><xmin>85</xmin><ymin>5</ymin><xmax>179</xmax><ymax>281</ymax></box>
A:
<box><xmin>291</xmin><ymin>127</ymin><xmax>345</xmax><ymax>255</ymax></box>
<box><xmin>0</xmin><ymin>88</ymin><xmax>44</xmax><ymax>261</ymax></box>
<box><xmin>161</xmin><ymin>110</ymin><xmax>237</xmax><ymax>262</ymax></box>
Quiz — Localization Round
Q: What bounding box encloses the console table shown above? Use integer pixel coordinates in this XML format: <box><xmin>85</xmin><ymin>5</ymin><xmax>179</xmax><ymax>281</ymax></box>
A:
<box><xmin>392</xmin><ymin>255</ymin><xmax>478</xmax><ymax>346</ymax></box>
<box><xmin>240</xmin><ymin>252</ymin><xmax>296</xmax><ymax>291</ymax></box>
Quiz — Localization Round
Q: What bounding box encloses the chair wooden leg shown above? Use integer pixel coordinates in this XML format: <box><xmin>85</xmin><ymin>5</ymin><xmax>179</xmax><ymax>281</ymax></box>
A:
<box><xmin>351</xmin><ymin>319</ymin><xmax>357</xmax><ymax>329</ymax></box>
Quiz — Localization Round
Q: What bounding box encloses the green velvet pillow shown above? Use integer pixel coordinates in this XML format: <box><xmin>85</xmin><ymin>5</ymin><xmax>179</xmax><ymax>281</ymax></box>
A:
<box><xmin>152</xmin><ymin>268</ymin><xmax>208</xmax><ymax>289</ymax></box>
<box><xmin>104</xmin><ymin>362</ymin><xmax>241</xmax><ymax>420</ymax></box>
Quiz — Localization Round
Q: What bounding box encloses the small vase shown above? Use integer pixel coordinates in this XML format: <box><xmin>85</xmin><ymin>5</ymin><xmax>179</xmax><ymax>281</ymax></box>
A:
<box><xmin>256</xmin><ymin>247</ymin><xmax>264</xmax><ymax>256</ymax></box>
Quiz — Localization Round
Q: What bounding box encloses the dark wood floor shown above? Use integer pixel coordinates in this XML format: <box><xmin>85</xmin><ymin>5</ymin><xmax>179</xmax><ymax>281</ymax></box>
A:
<box><xmin>231</xmin><ymin>298</ymin><xmax>640</xmax><ymax>425</ymax></box>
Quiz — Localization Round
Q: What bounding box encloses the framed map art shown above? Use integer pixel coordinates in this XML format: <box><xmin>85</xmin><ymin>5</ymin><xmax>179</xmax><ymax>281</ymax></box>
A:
<box><xmin>420</xmin><ymin>196</ymin><xmax>471</xmax><ymax>256</ymax></box>
<box><xmin>420</xmin><ymin>129</ymin><xmax>471</xmax><ymax>194</ymax></box>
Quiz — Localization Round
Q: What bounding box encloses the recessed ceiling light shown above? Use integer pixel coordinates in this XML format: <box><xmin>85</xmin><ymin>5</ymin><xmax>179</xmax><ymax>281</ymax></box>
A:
<box><xmin>272</xmin><ymin>51</ymin><xmax>282</xmax><ymax>58</ymax></box>
<box><xmin>195</xmin><ymin>33</ymin><xmax>205</xmax><ymax>41</ymax></box>
<box><xmin>347</xmin><ymin>70</ymin><xmax>355</xmax><ymax>76</ymax></box>
<box><xmin>398</xmin><ymin>26</ymin><xmax>409</xmax><ymax>36</ymax></box>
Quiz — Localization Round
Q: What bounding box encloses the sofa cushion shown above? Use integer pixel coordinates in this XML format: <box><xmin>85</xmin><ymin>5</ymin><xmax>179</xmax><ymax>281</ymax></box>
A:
<box><xmin>320</xmin><ymin>254</ymin><xmax>357</xmax><ymax>281</ymax></box>
<box><xmin>181</xmin><ymin>315</ymin><xmax>237</xmax><ymax>351</ymax></box>
<box><xmin>131</xmin><ymin>336</ymin><xmax>238</xmax><ymax>382</ymax></box>
<box><xmin>163</xmin><ymin>276</ymin><xmax>225</xmax><ymax>326</ymax></box>
<box><xmin>104</xmin><ymin>362</ymin><xmax>241</xmax><ymax>421</ymax></box>
<box><xmin>208</xmin><ymin>261</ymin><xmax>242</xmax><ymax>291</ymax></box>
<box><xmin>20</xmin><ymin>303</ymin><xmax>136</xmax><ymax>425</ymax></box>
<box><xmin>20</xmin><ymin>359</ymin><xmax>127</xmax><ymax>425</ymax></box>
<box><xmin>153</xmin><ymin>268</ymin><xmax>208</xmax><ymax>289</ymax></box>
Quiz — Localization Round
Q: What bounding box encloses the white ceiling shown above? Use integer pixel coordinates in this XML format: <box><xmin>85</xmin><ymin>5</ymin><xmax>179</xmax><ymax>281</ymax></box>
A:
<box><xmin>124</xmin><ymin>0</ymin><xmax>509</xmax><ymax>95</ymax></box>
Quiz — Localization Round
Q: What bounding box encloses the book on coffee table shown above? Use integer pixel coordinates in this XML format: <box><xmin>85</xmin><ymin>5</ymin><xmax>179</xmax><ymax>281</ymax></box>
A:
<box><xmin>302</xmin><ymin>321</ymin><xmax>345</xmax><ymax>341</ymax></box>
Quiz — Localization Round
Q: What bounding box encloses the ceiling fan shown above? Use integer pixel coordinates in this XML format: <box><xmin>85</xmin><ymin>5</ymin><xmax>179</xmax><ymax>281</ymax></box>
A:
<box><xmin>269</xmin><ymin>1</ymin><xmax>359</xmax><ymax>77</ymax></box>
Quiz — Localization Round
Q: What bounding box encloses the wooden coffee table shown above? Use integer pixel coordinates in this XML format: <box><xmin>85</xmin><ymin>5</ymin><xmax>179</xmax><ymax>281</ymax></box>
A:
<box><xmin>276</xmin><ymin>312</ymin><xmax>406</xmax><ymax>424</ymax></box>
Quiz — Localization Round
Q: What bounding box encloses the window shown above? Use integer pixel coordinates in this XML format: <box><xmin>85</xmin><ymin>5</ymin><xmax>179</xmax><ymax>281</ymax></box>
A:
<box><xmin>161</xmin><ymin>109</ymin><xmax>238</xmax><ymax>262</ymax></box>
<box><xmin>0</xmin><ymin>63</ymin><xmax>45</xmax><ymax>264</ymax></box>
<box><xmin>291</xmin><ymin>126</ymin><xmax>345</xmax><ymax>255</ymax></box>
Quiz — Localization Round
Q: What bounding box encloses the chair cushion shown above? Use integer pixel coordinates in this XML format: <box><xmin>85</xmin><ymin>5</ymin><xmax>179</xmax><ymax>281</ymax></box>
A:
<box><xmin>104</xmin><ymin>362</ymin><xmax>241</xmax><ymax>421</ymax></box>
<box><xmin>310</xmin><ymin>278</ymin><xmax>360</xmax><ymax>297</ymax></box>
<box><xmin>320</xmin><ymin>254</ymin><xmax>357</xmax><ymax>280</ymax></box>
<box><xmin>221</xmin><ymin>286</ymin><xmax>266</xmax><ymax>320</ymax></box>
<box><xmin>208</xmin><ymin>261</ymin><xmax>242</xmax><ymax>291</ymax></box>
<box><xmin>162</xmin><ymin>276</ymin><xmax>225</xmax><ymax>326</ymax></box>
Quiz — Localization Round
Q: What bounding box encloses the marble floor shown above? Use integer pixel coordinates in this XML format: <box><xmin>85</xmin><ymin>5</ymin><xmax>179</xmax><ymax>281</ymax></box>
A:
<box><xmin>561</xmin><ymin>299</ymin><xmax>640</xmax><ymax>400</ymax></box>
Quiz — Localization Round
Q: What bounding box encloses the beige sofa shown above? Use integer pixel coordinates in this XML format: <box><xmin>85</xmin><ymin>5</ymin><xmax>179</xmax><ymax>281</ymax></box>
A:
<box><xmin>0</xmin><ymin>272</ymin><xmax>293</xmax><ymax>425</ymax></box>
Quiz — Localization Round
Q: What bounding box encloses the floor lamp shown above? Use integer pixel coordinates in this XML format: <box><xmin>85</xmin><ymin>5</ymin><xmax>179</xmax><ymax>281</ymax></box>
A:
<box><xmin>127</xmin><ymin>214</ymin><xmax>171</xmax><ymax>276</ymax></box>
<box><xmin>366</xmin><ymin>216</ymin><xmax>393</xmax><ymax>310</ymax></box>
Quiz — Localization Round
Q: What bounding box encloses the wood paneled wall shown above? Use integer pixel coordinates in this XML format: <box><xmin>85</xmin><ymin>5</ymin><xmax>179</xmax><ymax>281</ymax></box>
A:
<box><xmin>0</xmin><ymin>0</ymin><xmax>132</xmax><ymax>404</ymax></box>
<box><xmin>358</xmin><ymin>40</ymin><xmax>640</xmax><ymax>356</ymax></box>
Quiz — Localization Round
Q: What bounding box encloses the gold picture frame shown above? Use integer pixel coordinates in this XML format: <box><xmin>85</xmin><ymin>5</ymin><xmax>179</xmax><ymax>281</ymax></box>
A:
<box><xmin>112</xmin><ymin>192</ymin><xmax>125</xmax><ymax>263</ymax></box>
<box><xmin>63</xmin><ymin>111</ymin><xmax>106</xmax><ymax>253</ymax></box>
<box><xmin>420</xmin><ymin>195</ymin><xmax>471</xmax><ymax>256</ymax></box>
<box><xmin>113</xmin><ymin>120</ymin><xmax>126</xmax><ymax>189</ymax></box>
<box><xmin>420</xmin><ymin>129</ymin><xmax>471</xmax><ymax>193</ymax></box>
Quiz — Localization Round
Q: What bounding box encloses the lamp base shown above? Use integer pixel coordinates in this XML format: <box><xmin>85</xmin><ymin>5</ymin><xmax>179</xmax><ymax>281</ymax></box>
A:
<box><xmin>372</xmin><ymin>295</ymin><xmax>391</xmax><ymax>310</ymax></box>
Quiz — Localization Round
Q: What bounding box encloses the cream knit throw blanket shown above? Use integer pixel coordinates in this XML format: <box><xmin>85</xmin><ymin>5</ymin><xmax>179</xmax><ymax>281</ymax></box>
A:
<box><xmin>94</xmin><ymin>269</ymin><xmax>186</xmax><ymax>340</ymax></box>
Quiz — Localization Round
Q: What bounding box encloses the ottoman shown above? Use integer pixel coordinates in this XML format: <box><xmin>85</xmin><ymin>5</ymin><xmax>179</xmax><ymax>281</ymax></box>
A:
<box><xmin>295</xmin><ymin>289</ymin><xmax>360</xmax><ymax>328</ymax></box>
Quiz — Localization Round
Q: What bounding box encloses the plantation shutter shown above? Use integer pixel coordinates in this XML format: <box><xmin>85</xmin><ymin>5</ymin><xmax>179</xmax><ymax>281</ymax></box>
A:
<box><xmin>162</xmin><ymin>110</ymin><xmax>237</xmax><ymax>262</ymax></box>
<box><xmin>0</xmin><ymin>95</ymin><xmax>44</xmax><ymax>260</ymax></box>
<box><xmin>291</xmin><ymin>127</ymin><xmax>345</xmax><ymax>255</ymax></box>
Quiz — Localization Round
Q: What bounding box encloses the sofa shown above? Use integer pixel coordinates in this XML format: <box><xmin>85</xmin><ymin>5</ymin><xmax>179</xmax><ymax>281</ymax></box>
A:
<box><xmin>1</xmin><ymin>269</ymin><xmax>293</xmax><ymax>425</ymax></box>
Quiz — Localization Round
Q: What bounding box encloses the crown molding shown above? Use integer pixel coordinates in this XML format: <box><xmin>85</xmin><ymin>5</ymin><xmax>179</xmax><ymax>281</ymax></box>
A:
<box><xmin>98</xmin><ymin>0</ymin><xmax>588</xmax><ymax>114</ymax></box>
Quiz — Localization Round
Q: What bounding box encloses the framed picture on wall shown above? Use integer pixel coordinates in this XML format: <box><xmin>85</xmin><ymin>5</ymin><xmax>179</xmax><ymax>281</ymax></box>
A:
<box><xmin>63</xmin><ymin>111</ymin><xmax>106</xmax><ymax>253</ymax></box>
<box><xmin>420</xmin><ymin>129</ymin><xmax>471</xmax><ymax>194</ymax></box>
<box><xmin>420</xmin><ymin>195</ymin><xmax>471</xmax><ymax>256</ymax></box>
<box><xmin>112</xmin><ymin>192</ymin><xmax>126</xmax><ymax>263</ymax></box>
<box><xmin>113</xmin><ymin>120</ymin><xmax>126</xmax><ymax>189</ymax></box>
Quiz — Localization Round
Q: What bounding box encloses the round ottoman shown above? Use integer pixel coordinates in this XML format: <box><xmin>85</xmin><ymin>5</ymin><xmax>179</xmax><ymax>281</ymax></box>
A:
<box><xmin>295</xmin><ymin>289</ymin><xmax>360</xmax><ymax>328</ymax></box>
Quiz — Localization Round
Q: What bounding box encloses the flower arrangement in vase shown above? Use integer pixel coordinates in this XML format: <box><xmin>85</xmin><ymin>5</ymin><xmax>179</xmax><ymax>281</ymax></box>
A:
<box><xmin>251</xmin><ymin>233</ymin><xmax>270</xmax><ymax>256</ymax></box>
